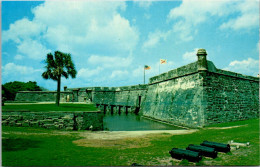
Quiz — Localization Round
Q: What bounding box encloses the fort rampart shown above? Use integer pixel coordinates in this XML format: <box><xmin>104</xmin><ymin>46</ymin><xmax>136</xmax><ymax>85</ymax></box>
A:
<box><xmin>15</xmin><ymin>91</ymin><xmax>74</xmax><ymax>102</ymax></box>
<box><xmin>2</xmin><ymin>111</ymin><xmax>103</xmax><ymax>130</ymax></box>
<box><xmin>204</xmin><ymin>69</ymin><xmax>259</xmax><ymax>125</ymax></box>
<box><xmin>14</xmin><ymin>49</ymin><xmax>259</xmax><ymax>128</ymax></box>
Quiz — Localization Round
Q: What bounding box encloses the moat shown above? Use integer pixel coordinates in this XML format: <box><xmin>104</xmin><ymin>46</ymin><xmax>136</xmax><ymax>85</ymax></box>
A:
<box><xmin>103</xmin><ymin>113</ymin><xmax>184</xmax><ymax>131</ymax></box>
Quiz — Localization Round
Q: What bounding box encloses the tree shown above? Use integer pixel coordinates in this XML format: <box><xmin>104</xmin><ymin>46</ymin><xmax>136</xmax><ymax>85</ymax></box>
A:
<box><xmin>2</xmin><ymin>81</ymin><xmax>42</xmax><ymax>101</ymax></box>
<box><xmin>42</xmin><ymin>51</ymin><xmax>77</xmax><ymax>106</ymax></box>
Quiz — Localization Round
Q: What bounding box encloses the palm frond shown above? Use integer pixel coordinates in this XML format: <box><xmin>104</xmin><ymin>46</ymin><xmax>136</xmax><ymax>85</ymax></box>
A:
<box><xmin>42</xmin><ymin>72</ymin><xmax>50</xmax><ymax>79</ymax></box>
<box><xmin>42</xmin><ymin>51</ymin><xmax>77</xmax><ymax>81</ymax></box>
<box><xmin>62</xmin><ymin>71</ymin><xmax>69</xmax><ymax>79</ymax></box>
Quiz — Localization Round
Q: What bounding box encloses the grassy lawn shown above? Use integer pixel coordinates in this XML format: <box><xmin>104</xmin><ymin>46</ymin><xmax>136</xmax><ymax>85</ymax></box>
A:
<box><xmin>2</xmin><ymin>103</ymin><xmax>98</xmax><ymax>112</ymax></box>
<box><xmin>2</xmin><ymin>118</ymin><xmax>259</xmax><ymax>166</ymax></box>
<box><xmin>5</xmin><ymin>101</ymin><xmax>38</xmax><ymax>103</ymax></box>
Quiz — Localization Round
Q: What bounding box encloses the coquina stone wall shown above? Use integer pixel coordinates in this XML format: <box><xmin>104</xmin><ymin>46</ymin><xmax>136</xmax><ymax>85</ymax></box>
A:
<box><xmin>141</xmin><ymin>72</ymin><xmax>205</xmax><ymax>128</ymax></box>
<box><xmin>2</xmin><ymin>111</ymin><xmax>103</xmax><ymax>130</ymax></box>
<box><xmin>68</xmin><ymin>87</ymin><xmax>94</xmax><ymax>103</ymax></box>
<box><xmin>15</xmin><ymin>91</ymin><xmax>74</xmax><ymax>102</ymax></box>
<box><xmin>92</xmin><ymin>85</ymin><xmax>148</xmax><ymax>113</ymax></box>
<box><xmin>140</xmin><ymin>52</ymin><xmax>259</xmax><ymax>127</ymax></box>
<box><xmin>204</xmin><ymin>70</ymin><xmax>259</xmax><ymax>125</ymax></box>
<box><xmin>14</xmin><ymin>49</ymin><xmax>259</xmax><ymax>128</ymax></box>
<box><xmin>140</xmin><ymin>61</ymin><xmax>209</xmax><ymax>128</ymax></box>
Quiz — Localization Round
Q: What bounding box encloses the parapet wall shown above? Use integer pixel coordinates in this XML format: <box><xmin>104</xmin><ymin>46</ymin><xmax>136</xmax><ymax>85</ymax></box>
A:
<box><xmin>2</xmin><ymin>111</ymin><xmax>103</xmax><ymax>130</ymax></box>
<box><xmin>215</xmin><ymin>69</ymin><xmax>258</xmax><ymax>81</ymax></box>
<box><xmin>149</xmin><ymin>60</ymin><xmax>217</xmax><ymax>84</ymax></box>
<box><xmin>15</xmin><ymin>91</ymin><xmax>74</xmax><ymax>102</ymax></box>
<box><xmin>149</xmin><ymin>62</ymin><xmax>198</xmax><ymax>84</ymax></box>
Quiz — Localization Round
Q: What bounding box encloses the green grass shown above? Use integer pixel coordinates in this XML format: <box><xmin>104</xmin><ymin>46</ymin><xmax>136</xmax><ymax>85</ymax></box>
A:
<box><xmin>2</xmin><ymin>103</ymin><xmax>98</xmax><ymax>112</ymax></box>
<box><xmin>205</xmin><ymin>118</ymin><xmax>253</xmax><ymax>127</ymax></box>
<box><xmin>2</xmin><ymin>118</ymin><xmax>259</xmax><ymax>166</ymax></box>
<box><xmin>5</xmin><ymin>101</ymin><xmax>38</xmax><ymax>103</ymax></box>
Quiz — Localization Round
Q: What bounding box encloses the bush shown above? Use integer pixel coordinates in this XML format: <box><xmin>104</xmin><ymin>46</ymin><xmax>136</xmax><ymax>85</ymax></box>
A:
<box><xmin>2</xmin><ymin>81</ymin><xmax>43</xmax><ymax>101</ymax></box>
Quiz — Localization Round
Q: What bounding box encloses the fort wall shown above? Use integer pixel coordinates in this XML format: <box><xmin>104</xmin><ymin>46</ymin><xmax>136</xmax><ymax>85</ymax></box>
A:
<box><xmin>2</xmin><ymin>111</ymin><xmax>103</xmax><ymax>130</ymax></box>
<box><xmin>15</xmin><ymin>91</ymin><xmax>74</xmax><ymax>102</ymax></box>
<box><xmin>142</xmin><ymin>72</ymin><xmax>205</xmax><ymax>128</ymax></box>
<box><xmin>14</xmin><ymin>49</ymin><xmax>259</xmax><ymax>128</ymax></box>
<box><xmin>91</xmin><ymin>85</ymin><xmax>148</xmax><ymax>113</ymax></box>
<box><xmin>204</xmin><ymin>70</ymin><xmax>259</xmax><ymax>125</ymax></box>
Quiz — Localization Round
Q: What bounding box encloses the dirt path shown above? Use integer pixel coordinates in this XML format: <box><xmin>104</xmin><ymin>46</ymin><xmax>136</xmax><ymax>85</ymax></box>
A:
<box><xmin>76</xmin><ymin>129</ymin><xmax>198</xmax><ymax>140</ymax></box>
<box><xmin>3</xmin><ymin>129</ymin><xmax>198</xmax><ymax>138</ymax></box>
<box><xmin>72</xmin><ymin>129</ymin><xmax>198</xmax><ymax>149</ymax></box>
<box><xmin>205</xmin><ymin>124</ymin><xmax>248</xmax><ymax>129</ymax></box>
<box><xmin>3</xmin><ymin>128</ymin><xmax>198</xmax><ymax>149</ymax></box>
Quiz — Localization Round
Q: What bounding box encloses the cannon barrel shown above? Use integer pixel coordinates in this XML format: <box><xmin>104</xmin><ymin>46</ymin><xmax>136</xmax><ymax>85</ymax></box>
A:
<box><xmin>169</xmin><ymin>148</ymin><xmax>202</xmax><ymax>162</ymax></box>
<box><xmin>186</xmin><ymin>144</ymin><xmax>218</xmax><ymax>158</ymax></box>
<box><xmin>200</xmin><ymin>141</ymin><xmax>230</xmax><ymax>153</ymax></box>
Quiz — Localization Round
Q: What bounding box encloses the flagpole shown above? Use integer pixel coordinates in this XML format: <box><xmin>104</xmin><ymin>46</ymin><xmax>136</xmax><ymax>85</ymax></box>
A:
<box><xmin>159</xmin><ymin>63</ymin><xmax>160</xmax><ymax>74</ymax></box>
<box><xmin>144</xmin><ymin>66</ymin><xmax>145</xmax><ymax>84</ymax></box>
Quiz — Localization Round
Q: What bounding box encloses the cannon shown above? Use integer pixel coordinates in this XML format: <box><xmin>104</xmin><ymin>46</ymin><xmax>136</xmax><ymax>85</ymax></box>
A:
<box><xmin>169</xmin><ymin>148</ymin><xmax>202</xmax><ymax>162</ymax></box>
<box><xmin>186</xmin><ymin>144</ymin><xmax>218</xmax><ymax>158</ymax></box>
<box><xmin>200</xmin><ymin>141</ymin><xmax>230</xmax><ymax>153</ymax></box>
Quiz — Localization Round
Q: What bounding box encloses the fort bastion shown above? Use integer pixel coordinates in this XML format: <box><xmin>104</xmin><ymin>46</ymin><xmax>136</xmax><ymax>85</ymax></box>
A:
<box><xmin>15</xmin><ymin>49</ymin><xmax>259</xmax><ymax>128</ymax></box>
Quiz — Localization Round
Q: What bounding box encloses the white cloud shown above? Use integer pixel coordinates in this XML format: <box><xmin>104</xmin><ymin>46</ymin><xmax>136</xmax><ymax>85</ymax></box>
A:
<box><xmin>2</xmin><ymin>1</ymin><xmax>141</xmax><ymax>89</ymax></box>
<box><xmin>142</xmin><ymin>30</ymin><xmax>169</xmax><ymax>50</ymax></box>
<box><xmin>220</xmin><ymin>13</ymin><xmax>258</xmax><ymax>30</ymax></box>
<box><xmin>3</xmin><ymin>1</ymin><xmax>139</xmax><ymax>61</ymax></box>
<box><xmin>220</xmin><ymin>0</ymin><xmax>259</xmax><ymax>30</ymax></box>
<box><xmin>144</xmin><ymin>13</ymin><xmax>151</xmax><ymax>19</ymax></box>
<box><xmin>88</xmin><ymin>55</ymin><xmax>133</xmax><ymax>68</ymax></box>
<box><xmin>224</xmin><ymin>58</ymin><xmax>259</xmax><ymax>76</ymax></box>
<box><xmin>257</xmin><ymin>41</ymin><xmax>260</xmax><ymax>52</ymax></box>
<box><xmin>172</xmin><ymin>21</ymin><xmax>193</xmax><ymax>42</ymax></box>
<box><xmin>134</xmin><ymin>1</ymin><xmax>153</xmax><ymax>9</ymax></box>
<box><xmin>182</xmin><ymin>48</ymin><xmax>199</xmax><ymax>63</ymax></box>
<box><xmin>110</xmin><ymin>70</ymin><xmax>129</xmax><ymax>78</ymax></box>
<box><xmin>77</xmin><ymin>67</ymin><xmax>103</xmax><ymax>79</ymax></box>
<box><xmin>168</xmin><ymin>0</ymin><xmax>234</xmax><ymax>41</ymax></box>
<box><xmin>132</xmin><ymin>60</ymin><xmax>175</xmax><ymax>79</ymax></box>
<box><xmin>17</xmin><ymin>39</ymin><xmax>51</xmax><ymax>60</ymax></box>
<box><xmin>85</xmin><ymin>14</ymin><xmax>139</xmax><ymax>51</ymax></box>
<box><xmin>1</xmin><ymin>64</ymin><xmax>46</xmax><ymax>88</ymax></box>
<box><xmin>2</xmin><ymin>18</ymin><xmax>45</xmax><ymax>43</ymax></box>
<box><xmin>229</xmin><ymin>58</ymin><xmax>258</xmax><ymax>67</ymax></box>
<box><xmin>32</xmin><ymin>1</ymin><xmax>126</xmax><ymax>27</ymax></box>
<box><xmin>2</xmin><ymin>52</ymin><xmax>9</xmax><ymax>57</ymax></box>
<box><xmin>60</xmin><ymin>66</ymin><xmax>109</xmax><ymax>88</ymax></box>
<box><xmin>167</xmin><ymin>0</ymin><xmax>257</xmax><ymax>42</ymax></box>
<box><xmin>2</xmin><ymin>63</ymin><xmax>42</xmax><ymax>76</ymax></box>
<box><xmin>14</xmin><ymin>54</ymin><xmax>24</xmax><ymax>60</ymax></box>
<box><xmin>168</xmin><ymin>0</ymin><xmax>232</xmax><ymax>25</ymax></box>
<box><xmin>33</xmin><ymin>1</ymin><xmax>138</xmax><ymax>53</ymax></box>
<box><xmin>132</xmin><ymin>66</ymin><xmax>144</xmax><ymax>78</ymax></box>
<box><xmin>182</xmin><ymin>48</ymin><xmax>211</xmax><ymax>64</ymax></box>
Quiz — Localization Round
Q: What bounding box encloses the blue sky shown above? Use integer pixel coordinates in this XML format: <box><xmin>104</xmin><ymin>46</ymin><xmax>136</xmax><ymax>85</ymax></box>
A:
<box><xmin>2</xmin><ymin>0</ymin><xmax>259</xmax><ymax>90</ymax></box>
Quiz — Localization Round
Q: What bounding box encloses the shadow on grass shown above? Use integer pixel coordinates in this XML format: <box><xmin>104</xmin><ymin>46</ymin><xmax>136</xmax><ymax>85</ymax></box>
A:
<box><xmin>60</xmin><ymin>106</ymin><xmax>91</xmax><ymax>109</ymax></box>
<box><xmin>2</xmin><ymin>138</ymin><xmax>42</xmax><ymax>152</ymax></box>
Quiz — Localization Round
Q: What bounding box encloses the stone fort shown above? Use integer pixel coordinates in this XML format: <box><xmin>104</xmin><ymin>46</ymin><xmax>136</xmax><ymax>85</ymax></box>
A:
<box><xmin>15</xmin><ymin>49</ymin><xmax>259</xmax><ymax>128</ymax></box>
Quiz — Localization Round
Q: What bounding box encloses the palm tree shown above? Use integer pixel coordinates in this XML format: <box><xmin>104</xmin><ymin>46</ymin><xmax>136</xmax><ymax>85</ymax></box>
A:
<box><xmin>42</xmin><ymin>51</ymin><xmax>77</xmax><ymax>106</ymax></box>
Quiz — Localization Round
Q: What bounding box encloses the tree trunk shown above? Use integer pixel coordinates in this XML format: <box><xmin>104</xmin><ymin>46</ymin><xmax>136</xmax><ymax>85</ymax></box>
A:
<box><xmin>56</xmin><ymin>75</ymin><xmax>61</xmax><ymax>106</ymax></box>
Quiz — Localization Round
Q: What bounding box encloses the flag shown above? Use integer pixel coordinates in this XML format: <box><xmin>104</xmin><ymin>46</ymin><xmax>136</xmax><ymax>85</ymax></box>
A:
<box><xmin>144</xmin><ymin>65</ymin><xmax>151</xmax><ymax>70</ymax></box>
<box><xmin>160</xmin><ymin>59</ymin><xmax>167</xmax><ymax>64</ymax></box>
